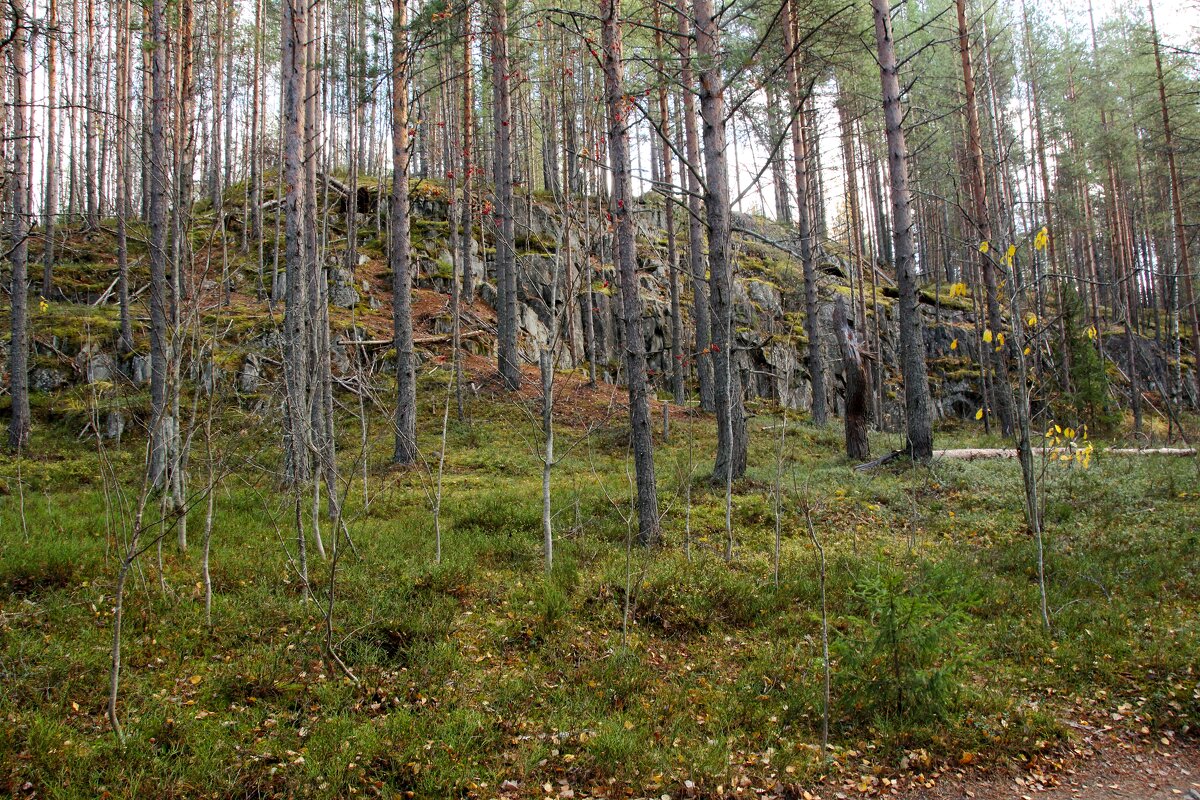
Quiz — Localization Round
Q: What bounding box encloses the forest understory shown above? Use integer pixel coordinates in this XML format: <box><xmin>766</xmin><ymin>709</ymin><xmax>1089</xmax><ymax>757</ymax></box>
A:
<box><xmin>4</xmin><ymin>0</ymin><xmax>1200</xmax><ymax>794</ymax></box>
<box><xmin>2</xmin><ymin>214</ymin><xmax>1199</xmax><ymax>798</ymax></box>
<box><xmin>2</xmin><ymin>363</ymin><xmax>1199</xmax><ymax>799</ymax></box>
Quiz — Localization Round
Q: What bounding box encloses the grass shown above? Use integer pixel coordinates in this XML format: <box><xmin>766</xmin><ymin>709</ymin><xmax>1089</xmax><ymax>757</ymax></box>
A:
<box><xmin>2</xmin><ymin>378</ymin><xmax>1198</xmax><ymax>799</ymax></box>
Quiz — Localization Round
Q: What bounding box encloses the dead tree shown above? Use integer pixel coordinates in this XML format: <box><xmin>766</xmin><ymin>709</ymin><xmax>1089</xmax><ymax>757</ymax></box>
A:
<box><xmin>834</xmin><ymin>298</ymin><xmax>870</xmax><ymax>460</ymax></box>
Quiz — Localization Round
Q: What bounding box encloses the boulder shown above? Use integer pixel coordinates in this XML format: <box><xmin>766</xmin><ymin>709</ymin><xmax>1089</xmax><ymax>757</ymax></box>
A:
<box><xmin>32</xmin><ymin>367</ymin><xmax>69</xmax><ymax>392</ymax></box>
<box><xmin>238</xmin><ymin>354</ymin><xmax>261</xmax><ymax>394</ymax></box>
<box><xmin>330</xmin><ymin>268</ymin><xmax>360</xmax><ymax>308</ymax></box>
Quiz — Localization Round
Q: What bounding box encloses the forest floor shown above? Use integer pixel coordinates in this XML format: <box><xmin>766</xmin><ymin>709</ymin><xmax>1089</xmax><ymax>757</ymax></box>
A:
<box><xmin>2</xmin><ymin>372</ymin><xmax>1198</xmax><ymax>799</ymax></box>
<box><xmin>3</xmin><ymin>222</ymin><xmax>1200</xmax><ymax>798</ymax></box>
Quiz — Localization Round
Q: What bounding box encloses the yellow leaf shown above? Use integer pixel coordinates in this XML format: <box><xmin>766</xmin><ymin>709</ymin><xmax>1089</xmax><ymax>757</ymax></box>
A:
<box><xmin>997</xmin><ymin>332</ymin><xmax>1006</xmax><ymax>346</ymax></box>
<box><xmin>950</xmin><ymin>338</ymin><xmax>958</xmax><ymax>350</ymax></box>
<box><xmin>1027</xmin><ymin>313</ymin><xmax>1037</xmax><ymax>327</ymax></box>
<box><xmin>71</xmin><ymin>701</ymin><xmax>80</xmax><ymax>712</ymax></box>
<box><xmin>1024</xmin><ymin>346</ymin><xmax>1032</xmax><ymax>355</ymax></box>
<box><xmin>1086</xmin><ymin>325</ymin><xmax>1097</xmax><ymax>341</ymax></box>
<box><xmin>983</xmin><ymin>329</ymin><xmax>993</xmax><ymax>343</ymax></box>
<box><xmin>975</xmin><ymin>408</ymin><xmax>984</xmax><ymax>420</ymax></box>
<box><xmin>979</xmin><ymin>240</ymin><xmax>990</xmax><ymax>254</ymax></box>
<box><xmin>1064</xmin><ymin>427</ymin><xmax>1074</xmax><ymax>439</ymax></box>
<box><xmin>623</xmin><ymin>720</ymin><xmax>634</xmax><ymax>730</ymax></box>
<box><xmin>188</xmin><ymin>675</ymin><xmax>202</xmax><ymax>685</ymax></box>
<box><xmin>1035</xmin><ymin>226</ymin><xmax>1049</xmax><ymax>251</ymax></box>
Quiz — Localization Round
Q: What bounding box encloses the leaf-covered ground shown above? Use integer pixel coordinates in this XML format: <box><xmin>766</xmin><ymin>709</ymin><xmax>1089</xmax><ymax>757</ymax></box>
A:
<box><xmin>1</xmin><ymin>379</ymin><xmax>1198</xmax><ymax>799</ymax></box>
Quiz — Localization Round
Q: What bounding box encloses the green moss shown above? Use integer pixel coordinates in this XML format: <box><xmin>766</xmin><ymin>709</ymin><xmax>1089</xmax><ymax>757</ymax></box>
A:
<box><xmin>34</xmin><ymin>302</ymin><xmax>126</xmax><ymax>350</ymax></box>
<box><xmin>929</xmin><ymin>355</ymin><xmax>981</xmax><ymax>382</ymax></box>
<box><xmin>920</xmin><ymin>285</ymin><xmax>975</xmax><ymax>312</ymax></box>
<box><xmin>514</xmin><ymin>233</ymin><xmax>556</xmax><ymax>255</ymax></box>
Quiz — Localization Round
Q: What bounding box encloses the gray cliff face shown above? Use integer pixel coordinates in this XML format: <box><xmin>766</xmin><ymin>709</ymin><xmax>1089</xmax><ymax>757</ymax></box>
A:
<box><xmin>16</xmin><ymin>193</ymin><xmax>1190</xmax><ymax>426</ymax></box>
<box><xmin>406</xmin><ymin>194</ymin><xmax>992</xmax><ymax>422</ymax></box>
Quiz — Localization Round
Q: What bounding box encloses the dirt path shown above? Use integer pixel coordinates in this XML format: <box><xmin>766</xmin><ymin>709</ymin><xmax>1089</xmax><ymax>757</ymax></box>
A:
<box><xmin>914</xmin><ymin>737</ymin><xmax>1200</xmax><ymax>800</ymax></box>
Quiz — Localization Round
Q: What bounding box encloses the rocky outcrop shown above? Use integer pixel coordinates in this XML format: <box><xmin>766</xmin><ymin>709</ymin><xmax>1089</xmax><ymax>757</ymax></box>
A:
<box><xmin>11</xmin><ymin>190</ymin><xmax>1193</xmax><ymax>427</ymax></box>
<box><xmin>396</xmin><ymin>193</ymin><xmax>994</xmax><ymax>421</ymax></box>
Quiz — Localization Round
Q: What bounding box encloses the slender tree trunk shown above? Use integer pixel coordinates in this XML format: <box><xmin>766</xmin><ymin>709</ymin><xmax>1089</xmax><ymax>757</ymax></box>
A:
<box><xmin>210</xmin><ymin>0</ymin><xmax>224</xmax><ymax>212</ymax></box>
<box><xmin>68</xmin><ymin>0</ymin><xmax>79</xmax><ymax>220</ymax></box>
<box><xmin>140</xmin><ymin>23</ymin><xmax>151</xmax><ymax>221</ymax></box>
<box><xmin>540</xmin><ymin>349</ymin><xmax>555</xmax><ymax>569</ymax></box>
<box><xmin>84</xmin><ymin>0</ymin><xmax>98</xmax><ymax>228</ymax></box>
<box><xmin>654</xmin><ymin>11</ymin><xmax>685</xmax><ymax>405</ymax></box>
<box><xmin>281</xmin><ymin>0</ymin><xmax>312</xmax><ymax>485</ymax></box>
<box><xmin>460</xmin><ymin>4</ymin><xmax>474</xmax><ymax>301</ymax></box>
<box><xmin>1086</xmin><ymin>3</ymin><xmax>1141</xmax><ymax>433</ymax></box>
<box><xmin>41</xmin><ymin>0</ymin><xmax>58</xmax><ymax>296</ymax></box>
<box><xmin>782</xmin><ymin>0</ymin><xmax>826</xmax><ymax>425</ymax></box>
<box><xmin>1149</xmin><ymin>0</ymin><xmax>1200</xmax><ymax>404</ymax></box>
<box><xmin>148</xmin><ymin>0</ymin><xmax>172</xmax><ymax>483</ymax></box>
<box><xmin>956</xmin><ymin>0</ymin><xmax>1015</xmax><ymax>437</ymax></box>
<box><xmin>8</xmin><ymin>0</ymin><xmax>31</xmax><ymax>449</ymax></box>
<box><xmin>115</xmin><ymin>0</ymin><xmax>133</xmax><ymax>352</ymax></box>
<box><xmin>1021</xmin><ymin>2</ymin><xmax>1071</xmax><ymax>392</ymax></box>
<box><xmin>491</xmin><ymin>0</ymin><xmax>520</xmax><ymax>390</ymax></box>
<box><xmin>695</xmin><ymin>0</ymin><xmax>747</xmax><ymax>482</ymax></box>
<box><xmin>871</xmin><ymin>0</ymin><xmax>933</xmax><ymax>460</ymax></box>
<box><xmin>765</xmin><ymin>84</ymin><xmax>791</xmax><ymax>225</ymax></box>
<box><xmin>602</xmin><ymin>0</ymin><xmax>660</xmax><ymax>546</ymax></box>
<box><xmin>677</xmin><ymin>3</ymin><xmax>714</xmax><ymax>411</ymax></box>
<box><xmin>222</xmin><ymin>3</ymin><xmax>234</xmax><ymax>193</ymax></box>
<box><xmin>249</xmin><ymin>0</ymin><xmax>263</xmax><ymax>279</ymax></box>
<box><xmin>390</xmin><ymin>0</ymin><xmax>417</xmax><ymax>464</ymax></box>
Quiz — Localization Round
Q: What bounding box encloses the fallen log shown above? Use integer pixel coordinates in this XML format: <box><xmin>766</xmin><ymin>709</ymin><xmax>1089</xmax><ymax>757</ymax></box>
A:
<box><xmin>338</xmin><ymin>330</ymin><xmax>488</xmax><ymax>349</ymax></box>
<box><xmin>933</xmin><ymin>447</ymin><xmax>1195</xmax><ymax>460</ymax></box>
<box><xmin>854</xmin><ymin>445</ymin><xmax>1196</xmax><ymax>471</ymax></box>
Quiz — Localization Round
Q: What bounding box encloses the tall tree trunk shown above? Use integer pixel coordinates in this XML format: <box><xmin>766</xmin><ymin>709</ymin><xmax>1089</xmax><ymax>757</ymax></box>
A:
<box><xmin>782</xmin><ymin>0</ymin><xmax>826</xmax><ymax>425</ymax></box>
<box><xmin>1086</xmin><ymin>2</ymin><xmax>1141</xmax><ymax>433</ymax></box>
<box><xmin>84</xmin><ymin>0</ymin><xmax>98</xmax><ymax>228</ymax></box>
<box><xmin>391</xmin><ymin>0</ymin><xmax>417</xmax><ymax>464</ymax></box>
<box><xmin>249</xmin><ymin>0</ymin><xmax>263</xmax><ymax>277</ymax></box>
<box><xmin>140</xmin><ymin>23</ymin><xmax>151</xmax><ymax>221</ymax></box>
<box><xmin>491</xmin><ymin>0</ymin><xmax>520</xmax><ymax>390</ymax></box>
<box><xmin>871</xmin><ymin>0</ymin><xmax>933</xmax><ymax>460</ymax></box>
<box><xmin>694</xmin><ymin>0</ymin><xmax>747</xmax><ymax>483</ymax></box>
<box><xmin>41</xmin><ymin>0</ymin><xmax>58</xmax><ymax>296</ymax></box>
<box><xmin>602</xmin><ymin>0</ymin><xmax>660</xmax><ymax>546</ymax></box>
<box><xmin>764</xmin><ymin>83</ymin><xmax>791</xmax><ymax>225</ymax></box>
<box><xmin>1020</xmin><ymin>1</ymin><xmax>1071</xmax><ymax>393</ymax></box>
<box><xmin>210</xmin><ymin>0</ymin><xmax>224</xmax><ymax>212</ymax></box>
<box><xmin>654</xmin><ymin>9</ymin><xmax>685</xmax><ymax>405</ymax></box>
<box><xmin>1149</xmin><ymin>0</ymin><xmax>1200</xmax><ymax>404</ymax></box>
<box><xmin>115</xmin><ymin>0</ymin><xmax>133</xmax><ymax>352</ymax></box>
<box><xmin>222</xmin><ymin>2</ymin><xmax>234</xmax><ymax>192</ymax></box>
<box><xmin>677</xmin><ymin>2</ymin><xmax>714</xmax><ymax>411</ymax></box>
<box><xmin>281</xmin><ymin>0</ymin><xmax>312</xmax><ymax>485</ymax></box>
<box><xmin>148</xmin><ymin>0</ymin><xmax>172</xmax><ymax>483</ymax></box>
<box><xmin>8</xmin><ymin>0</ymin><xmax>31</xmax><ymax>449</ymax></box>
<box><xmin>460</xmin><ymin>4</ymin><xmax>474</xmax><ymax>301</ymax></box>
<box><xmin>956</xmin><ymin>0</ymin><xmax>1015</xmax><ymax>437</ymax></box>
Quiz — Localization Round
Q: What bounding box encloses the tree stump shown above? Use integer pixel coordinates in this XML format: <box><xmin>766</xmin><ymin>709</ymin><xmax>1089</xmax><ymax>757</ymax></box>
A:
<box><xmin>835</xmin><ymin>297</ymin><xmax>870</xmax><ymax>460</ymax></box>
